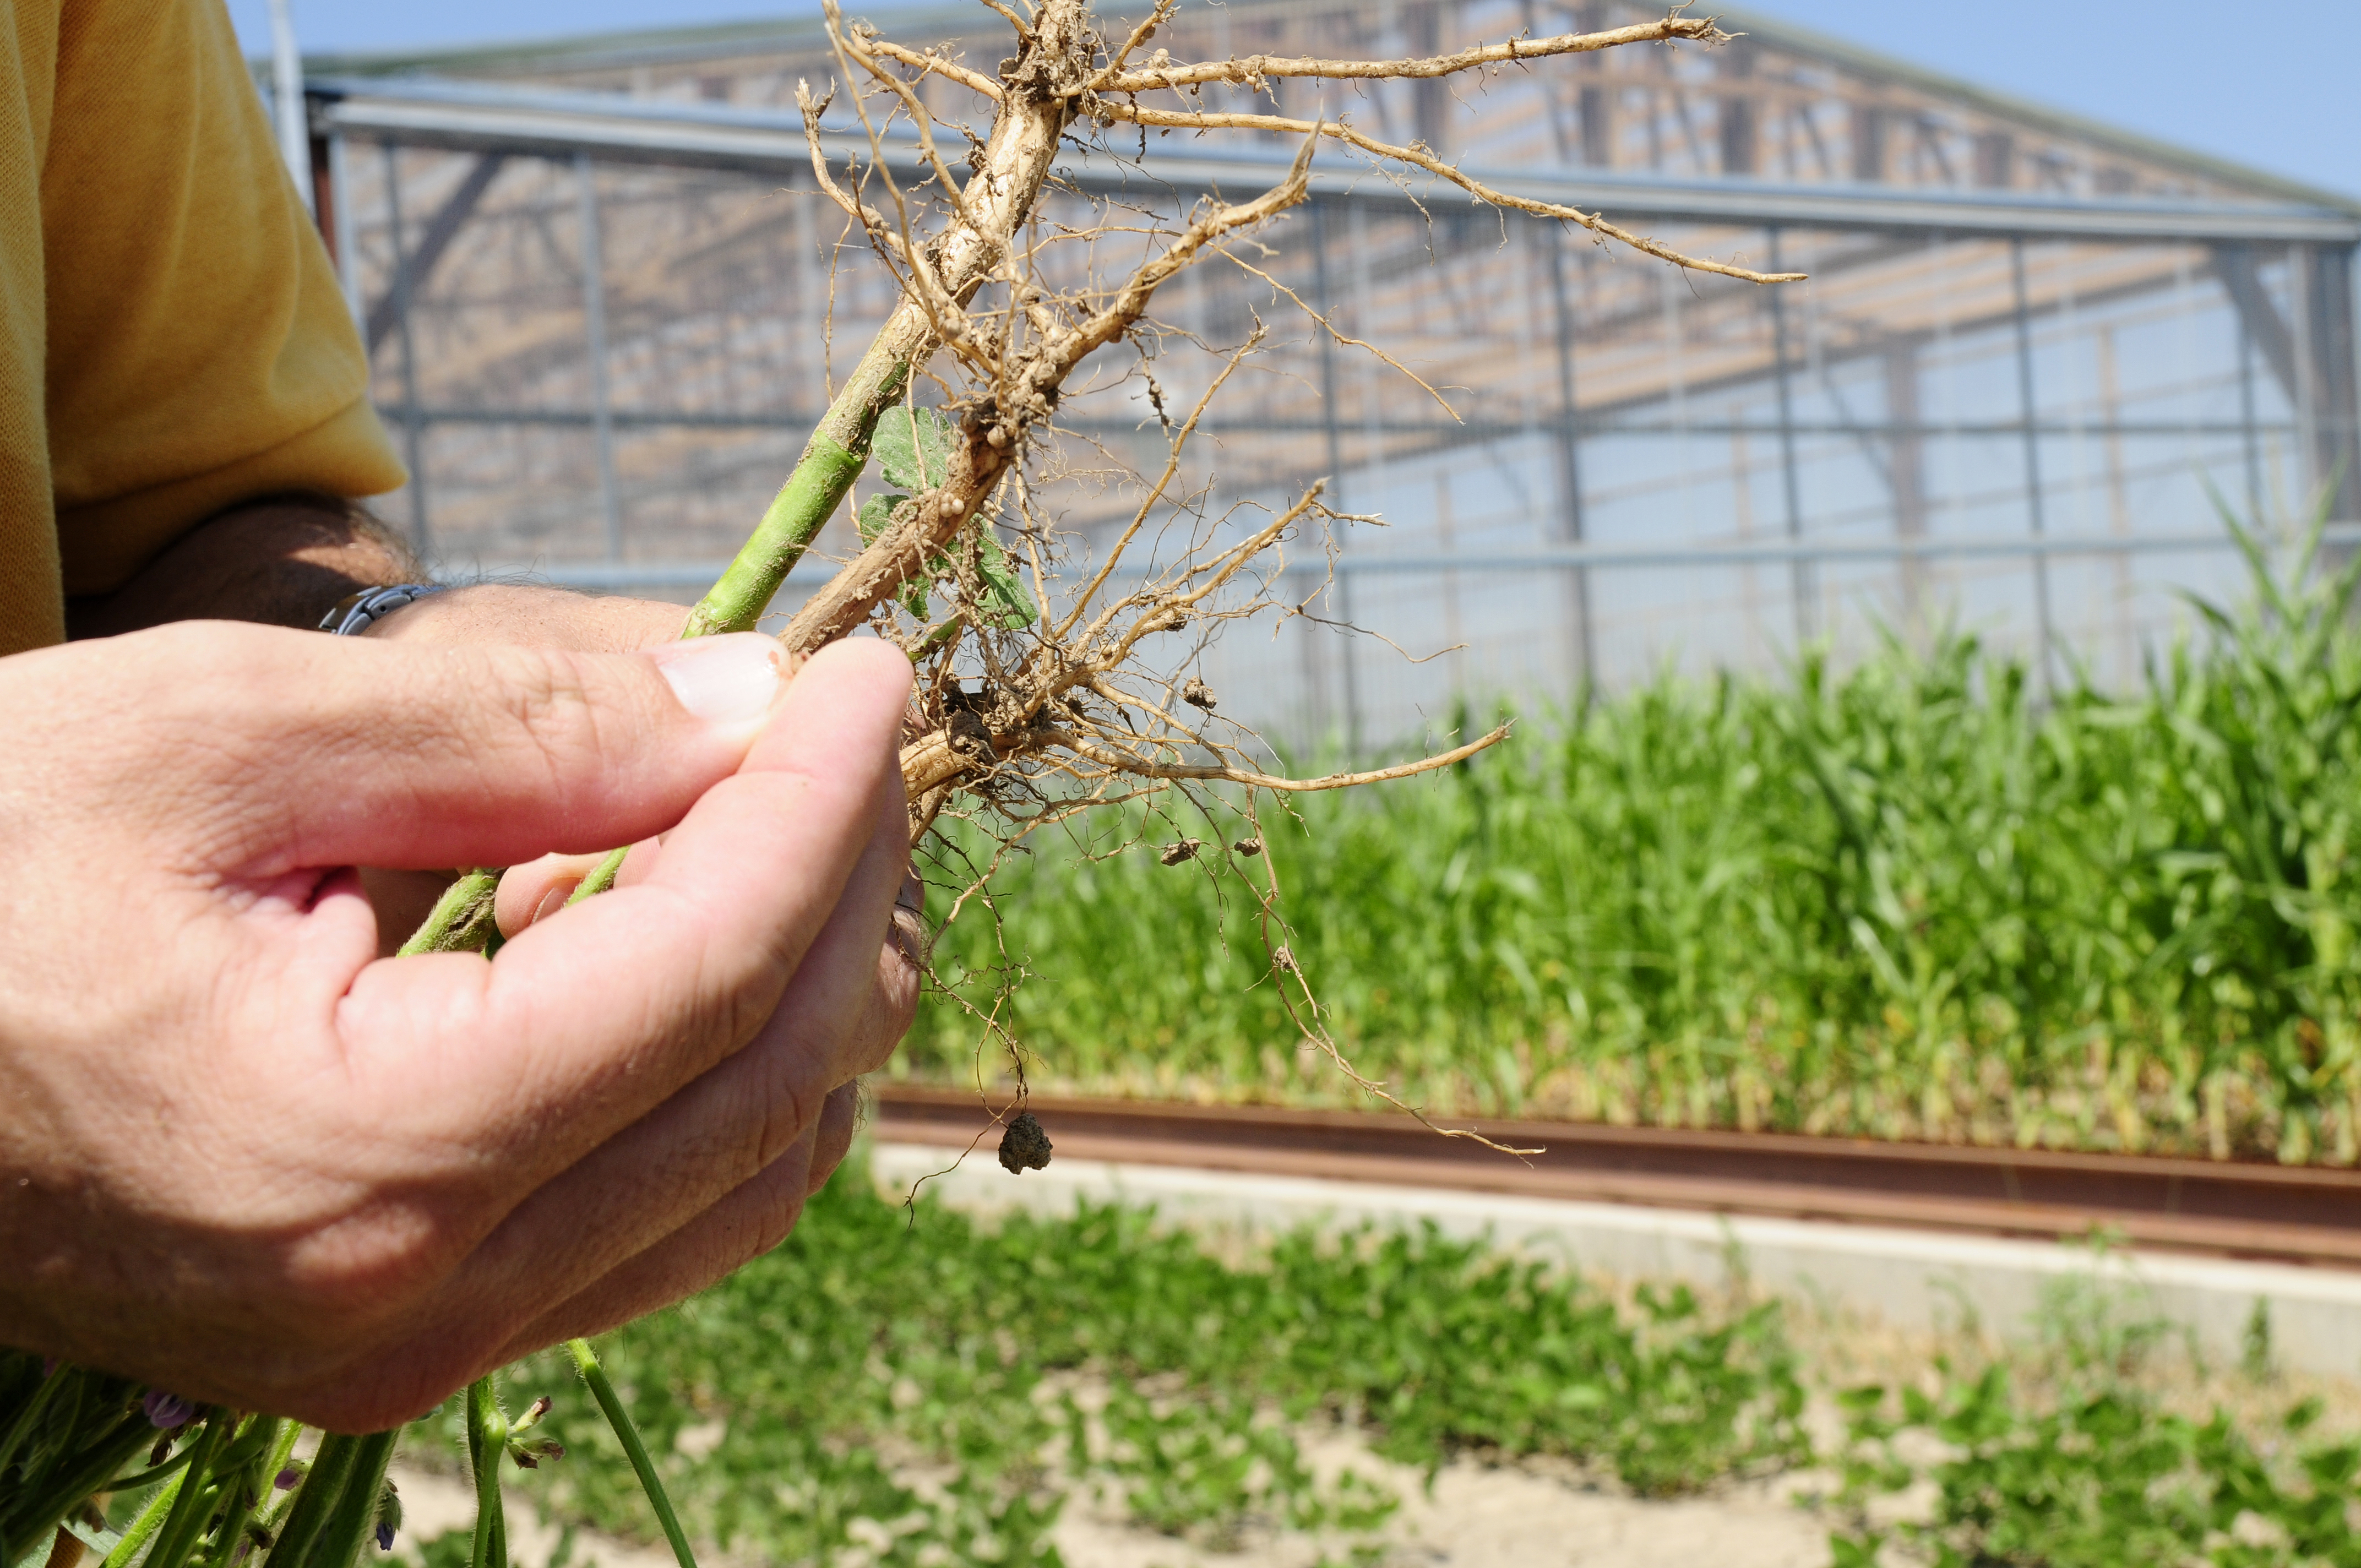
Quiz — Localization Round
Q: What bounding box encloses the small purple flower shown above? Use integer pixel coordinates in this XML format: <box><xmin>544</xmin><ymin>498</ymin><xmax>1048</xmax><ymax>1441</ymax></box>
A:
<box><xmin>374</xmin><ymin>1524</ymin><xmax>395</xmax><ymax>1553</ymax></box>
<box><xmin>41</xmin><ymin>1357</ymin><xmax>58</xmax><ymax>1376</ymax></box>
<box><xmin>142</xmin><ymin>1389</ymin><xmax>196</xmax><ymax>1428</ymax></box>
<box><xmin>275</xmin><ymin>1466</ymin><xmax>303</xmax><ymax>1490</ymax></box>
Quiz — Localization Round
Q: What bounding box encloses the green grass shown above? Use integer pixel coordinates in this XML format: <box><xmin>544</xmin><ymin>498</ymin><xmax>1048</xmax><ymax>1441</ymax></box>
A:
<box><xmin>907</xmin><ymin>519</ymin><xmax>2361</xmax><ymax>1163</ymax></box>
<box><xmin>418</xmin><ymin>1159</ymin><xmax>1805</xmax><ymax>1565</ymax></box>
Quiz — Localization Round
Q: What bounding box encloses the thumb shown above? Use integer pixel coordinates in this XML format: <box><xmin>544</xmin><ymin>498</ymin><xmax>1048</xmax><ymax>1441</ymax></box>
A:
<box><xmin>77</xmin><ymin>621</ymin><xmax>795</xmax><ymax>878</ymax></box>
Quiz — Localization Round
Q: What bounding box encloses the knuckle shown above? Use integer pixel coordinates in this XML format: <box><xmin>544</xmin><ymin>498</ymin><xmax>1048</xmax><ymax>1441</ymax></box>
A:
<box><xmin>752</xmin><ymin>1065</ymin><xmax>821</xmax><ymax>1174</ymax></box>
<box><xmin>715</xmin><ymin>1177</ymin><xmax>812</xmax><ymax>1276</ymax></box>
<box><xmin>497</xmin><ymin>651</ymin><xmax>607</xmax><ymax>775</ymax></box>
<box><xmin>271</xmin><ymin>1208</ymin><xmax>470</xmax><ymax>1342</ymax></box>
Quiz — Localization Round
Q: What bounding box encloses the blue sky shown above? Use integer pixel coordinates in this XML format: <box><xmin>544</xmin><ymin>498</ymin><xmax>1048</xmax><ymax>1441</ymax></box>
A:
<box><xmin>226</xmin><ymin>0</ymin><xmax>2361</xmax><ymax>201</ymax></box>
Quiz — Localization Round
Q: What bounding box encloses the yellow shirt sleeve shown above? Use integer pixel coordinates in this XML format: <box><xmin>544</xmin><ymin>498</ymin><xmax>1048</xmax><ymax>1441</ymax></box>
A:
<box><xmin>20</xmin><ymin>0</ymin><xmax>403</xmax><ymax>640</ymax></box>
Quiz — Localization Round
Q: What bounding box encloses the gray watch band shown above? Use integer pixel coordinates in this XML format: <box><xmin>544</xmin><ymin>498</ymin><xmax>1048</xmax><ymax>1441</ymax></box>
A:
<box><xmin>319</xmin><ymin>582</ymin><xmax>445</xmax><ymax>636</ymax></box>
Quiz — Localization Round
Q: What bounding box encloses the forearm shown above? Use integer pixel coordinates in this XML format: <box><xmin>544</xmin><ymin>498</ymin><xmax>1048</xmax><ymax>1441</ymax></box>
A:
<box><xmin>63</xmin><ymin>494</ymin><xmax>420</xmax><ymax>639</ymax></box>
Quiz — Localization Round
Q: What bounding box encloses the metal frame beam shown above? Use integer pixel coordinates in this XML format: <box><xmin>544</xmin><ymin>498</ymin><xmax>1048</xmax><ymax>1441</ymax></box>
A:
<box><xmin>1307</xmin><ymin>197</ymin><xmax>1359</xmax><ymax>749</ymax></box>
<box><xmin>1542</xmin><ymin>221</ymin><xmax>1596</xmax><ymax>685</ymax></box>
<box><xmin>398</xmin><ymin>404</ymin><xmax>2300</xmax><ymax>444</ymax></box>
<box><xmin>1765</xmin><ymin>227</ymin><xmax>1810</xmax><ymax>641</ymax></box>
<box><xmin>365</xmin><ymin>152</ymin><xmax>506</xmax><ymax>355</ymax></box>
<box><xmin>2009</xmin><ymin>238</ymin><xmax>2056</xmax><ymax>684</ymax></box>
<box><xmin>575</xmin><ymin>151</ymin><xmax>623</xmax><ymax>561</ymax></box>
<box><xmin>499</xmin><ymin>522</ymin><xmax>2361</xmax><ymax>591</ymax></box>
<box><xmin>381</xmin><ymin>140</ymin><xmax>430</xmax><ymax>551</ymax></box>
<box><xmin>311</xmin><ymin>76</ymin><xmax>2361</xmax><ymax>247</ymax></box>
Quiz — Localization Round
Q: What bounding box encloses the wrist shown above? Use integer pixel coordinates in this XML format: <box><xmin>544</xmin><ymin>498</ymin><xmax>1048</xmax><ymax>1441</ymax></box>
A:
<box><xmin>66</xmin><ymin>497</ymin><xmax>422</xmax><ymax>639</ymax></box>
<box><xmin>353</xmin><ymin>582</ymin><xmax>517</xmax><ymax>643</ymax></box>
<box><xmin>356</xmin><ymin>583</ymin><xmax>693</xmax><ymax>652</ymax></box>
<box><xmin>320</xmin><ymin>582</ymin><xmax>445</xmax><ymax>636</ymax></box>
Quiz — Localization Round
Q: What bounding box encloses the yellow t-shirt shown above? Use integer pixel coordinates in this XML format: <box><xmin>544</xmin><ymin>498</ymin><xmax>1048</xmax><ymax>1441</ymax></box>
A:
<box><xmin>0</xmin><ymin>0</ymin><xmax>405</xmax><ymax>654</ymax></box>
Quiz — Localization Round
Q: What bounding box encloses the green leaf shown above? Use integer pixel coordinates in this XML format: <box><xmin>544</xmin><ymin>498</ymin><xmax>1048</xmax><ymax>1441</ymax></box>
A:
<box><xmin>856</xmin><ymin>492</ymin><xmax>928</xmax><ymax>617</ymax></box>
<box><xmin>970</xmin><ymin>527</ymin><xmax>1038</xmax><ymax>629</ymax></box>
<box><xmin>874</xmin><ymin>405</ymin><xmax>957</xmax><ymax>493</ymax></box>
<box><xmin>856</xmin><ymin>492</ymin><xmax>909</xmax><ymax>547</ymax></box>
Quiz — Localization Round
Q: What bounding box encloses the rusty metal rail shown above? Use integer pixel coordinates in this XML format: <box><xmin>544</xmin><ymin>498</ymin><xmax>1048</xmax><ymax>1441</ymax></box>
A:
<box><xmin>869</xmin><ymin>1084</ymin><xmax>2361</xmax><ymax>1269</ymax></box>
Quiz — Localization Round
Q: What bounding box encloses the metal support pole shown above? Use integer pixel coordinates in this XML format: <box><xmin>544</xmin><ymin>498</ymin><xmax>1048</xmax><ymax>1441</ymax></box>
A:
<box><xmin>2010</xmin><ymin>237</ymin><xmax>2056</xmax><ymax>687</ymax></box>
<box><xmin>266</xmin><ymin>0</ymin><xmax>312</xmax><ymax>214</ymax></box>
<box><xmin>2293</xmin><ymin>244</ymin><xmax>2321</xmax><ymax>515</ymax></box>
<box><xmin>1765</xmin><ymin>227</ymin><xmax>1811</xmax><ymax>644</ymax></box>
<box><xmin>2308</xmin><ymin>244</ymin><xmax>2360</xmax><ymax>528</ymax></box>
<box><xmin>577</xmin><ymin>153</ymin><xmax>624</xmax><ymax>563</ymax></box>
<box><xmin>794</xmin><ymin>194</ymin><xmax>819</xmax><ymax>412</ymax></box>
<box><xmin>1885</xmin><ymin>342</ymin><xmax>1926</xmax><ymax>624</ymax></box>
<box><xmin>328</xmin><ymin>132</ymin><xmax>360</xmax><ymax>329</ymax></box>
<box><xmin>1308</xmin><ymin>199</ymin><xmax>1361</xmax><ymax>755</ymax></box>
<box><xmin>1543</xmin><ymin>222</ymin><xmax>1597</xmax><ymax>690</ymax></box>
<box><xmin>382</xmin><ymin>141</ymin><xmax>429</xmax><ymax>554</ymax></box>
<box><xmin>2238</xmin><ymin>286</ymin><xmax>2264</xmax><ymax>526</ymax></box>
<box><xmin>2097</xmin><ymin>325</ymin><xmax>2136</xmax><ymax>684</ymax></box>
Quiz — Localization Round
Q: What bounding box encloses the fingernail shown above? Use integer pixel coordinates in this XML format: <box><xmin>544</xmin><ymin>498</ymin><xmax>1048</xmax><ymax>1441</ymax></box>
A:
<box><xmin>529</xmin><ymin>883</ymin><xmax>574</xmax><ymax>928</ymax></box>
<box><xmin>651</xmin><ymin>634</ymin><xmax>789</xmax><ymax>731</ymax></box>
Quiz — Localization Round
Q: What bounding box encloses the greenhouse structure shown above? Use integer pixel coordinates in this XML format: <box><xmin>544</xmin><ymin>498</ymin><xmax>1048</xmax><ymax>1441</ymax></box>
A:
<box><xmin>285</xmin><ymin>0</ymin><xmax>2361</xmax><ymax>745</ymax></box>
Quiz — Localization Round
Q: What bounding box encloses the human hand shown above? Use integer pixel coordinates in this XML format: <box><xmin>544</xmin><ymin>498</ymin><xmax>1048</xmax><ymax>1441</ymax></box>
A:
<box><xmin>360</xmin><ymin>582</ymin><xmax>690</xmax><ymax>654</ymax></box>
<box><xmin>0</xmin><ymin>622</ymin><xmax>919</xmax><ymax>1430</ymax></box>
<box><xmin>357</xmin><ymin>584</ymin><xmax>695</xmax><ymax>948</ymax></box>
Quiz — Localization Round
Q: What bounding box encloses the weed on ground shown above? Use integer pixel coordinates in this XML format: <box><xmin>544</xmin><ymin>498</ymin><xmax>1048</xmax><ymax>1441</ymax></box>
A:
<box><xmin>1813</xmin><ymin>1259</ymin><xmax>2361</xmax><ymax>1565</ymax></box>
<box><xmin>386</xmin><ymin>1172</ymin><xmax>2361</xmax><ymax>1568</ymax></box>
<box><xmin>400</xmin><ymin>1161</ymin><xmax>1805</xmax><ymax>1565</ymax></box>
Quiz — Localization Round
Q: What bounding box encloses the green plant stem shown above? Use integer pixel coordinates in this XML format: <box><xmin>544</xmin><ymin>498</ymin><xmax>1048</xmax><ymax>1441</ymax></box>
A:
<box><xmin>305</xmin><ymin>1430</ymin><xmax>396</xmax><ymax>1568</ymax></box>
<box><xmin>206</xmin><ymin>1413</ymin><xmax>281</xmax><ymax>1480</ymax></box>
<box><xmin>235</xmin><ymin>1419</ymin><xmax>310</xmax><ymax>1564</ymax></box>
<box><xmin>265</xmin><ymin>1434</ymin><xmax>360</xmax><ymax>1568</ymax></box>
<box><xmin>263</xmin><ymin>1420</ymin><xmax>304</xmax><ymax>1490</ymax></box>
<box><xmin>679</xmin><ymin>319</ymin><xmax>923</xmax><ymax>639</ymax></box>
<box><xmin>466</xmin><ymin>1379</ymin><xmax>508</xmax><ymax>1568</ymax></box>
<box><xmin>400</xmin><ymin>871</ymin><xmax>502</xmax><ymax>957</ymax></box>
<box><xmin>564</xmin><ymin>847</ymin><xmax>630</xmax><ymax>908</ymax></box>
<box><xmin>88</xmin><ymin>1442</ymin><xmax>202</xmax><ymax>1495</ymax></box>
<box><xmin>139</xmin><ymin>1409</ymin><xmax>232</xmax><ymax>1568</ymax></box>
<box><xmin>0</xmin><ymin>1360</ymin><xmax>63</xmax><ymax>1481</ymax></box>
<box><xmin>24</xmin><ymin>1374</ymin><xmax>89</xmax><ymax>1498</ymax></box>
<box><xmin>10</xmin><ymin>1417</ymin><xmax>151</xmax><ymax>1555</ymax></box>
<box><xmin>683</xmin><ymin>1</ymin><xmax>1079</xmax><ymax>641</ymax></box>
<box><xmin>199</xmin><ymin>1419</ymin><xmax>288</xmax><ymax>1568</ymax></box>
<box><xmin>565</xmin><ymin>1340</ymin><xmax>697</xmax><ymax>1568</ymax></box>
<box><xmin>99</xmin><ymin>1474</ymin><xmax>183</xmax><ymax>1568</ymax></box>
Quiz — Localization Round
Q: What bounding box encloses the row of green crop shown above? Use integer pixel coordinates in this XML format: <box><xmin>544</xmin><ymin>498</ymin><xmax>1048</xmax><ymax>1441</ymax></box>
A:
<box><xmin>907</xmin><ymin>522</ymin><xmax>2361</xmax><ymax>1163</ymax></box>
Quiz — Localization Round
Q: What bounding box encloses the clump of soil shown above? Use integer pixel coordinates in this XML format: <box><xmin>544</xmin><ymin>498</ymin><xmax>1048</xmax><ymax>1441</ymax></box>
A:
<box><xmin>998</xmin><ymin>1111</ymin><xmax>1054</xmax><ymax>1174</ymax></box>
